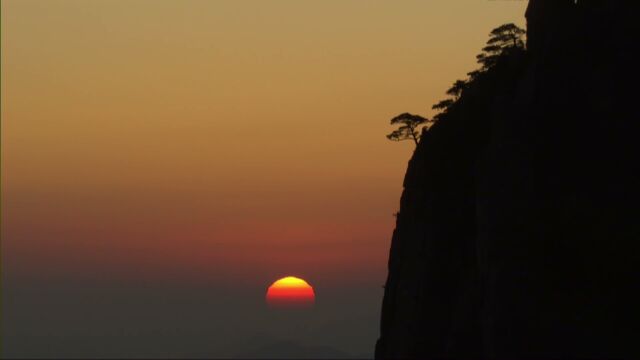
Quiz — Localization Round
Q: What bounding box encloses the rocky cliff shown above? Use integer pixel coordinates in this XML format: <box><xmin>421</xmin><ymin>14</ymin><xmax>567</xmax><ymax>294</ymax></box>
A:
<box><xmin>376</xmin><ymin>1</ymin><xmax>640</xmax><ymax>358</ymax></box>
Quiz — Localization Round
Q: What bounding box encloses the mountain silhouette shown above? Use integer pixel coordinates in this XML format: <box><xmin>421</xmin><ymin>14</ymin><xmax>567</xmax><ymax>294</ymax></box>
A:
<box><xmin>376</xmin><ymin>1</ymin><xmax>640</xmax><ymax>358</ymax></box>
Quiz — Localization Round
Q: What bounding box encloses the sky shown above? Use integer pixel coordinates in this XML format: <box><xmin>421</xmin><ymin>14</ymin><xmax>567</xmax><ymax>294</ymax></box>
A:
<box><xmin>2</xmin><ymin>0</ymin><xmax>527</xmax><ymax>357</ymax></box>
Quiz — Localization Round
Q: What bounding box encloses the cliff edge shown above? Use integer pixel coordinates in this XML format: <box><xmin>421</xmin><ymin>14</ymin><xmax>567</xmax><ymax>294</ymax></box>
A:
<box><xmin>376</xmin><ymin>1</ymin><xmax>640</xmax><ymax>358</ymax></box>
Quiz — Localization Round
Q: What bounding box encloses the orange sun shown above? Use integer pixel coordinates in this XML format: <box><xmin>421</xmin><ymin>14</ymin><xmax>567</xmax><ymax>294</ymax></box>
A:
<box><xmin>266</xmin><ymin>276</ymin><xmax>315</xmax><ymax>308</ymax></box>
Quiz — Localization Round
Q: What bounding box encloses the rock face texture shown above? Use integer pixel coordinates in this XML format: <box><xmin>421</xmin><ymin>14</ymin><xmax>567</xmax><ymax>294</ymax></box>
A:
<box><xmin>376</xmin><ymin>1</ymin><xmax>640</xmax><ymax>358</ymax></box>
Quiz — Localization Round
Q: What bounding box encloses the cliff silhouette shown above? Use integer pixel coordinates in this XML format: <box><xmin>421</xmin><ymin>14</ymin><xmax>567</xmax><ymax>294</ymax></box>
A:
<box><xmin>376</xmin><ymin>1</ymin><xmax>639</xmax><ymax>358</ymax></box>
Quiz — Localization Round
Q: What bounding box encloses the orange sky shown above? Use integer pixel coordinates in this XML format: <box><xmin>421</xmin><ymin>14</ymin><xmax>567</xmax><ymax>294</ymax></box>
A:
<box><xmin>1</xmin><ymin>0</ymin><xmax>527</xmax><ymax>287</ymax></box>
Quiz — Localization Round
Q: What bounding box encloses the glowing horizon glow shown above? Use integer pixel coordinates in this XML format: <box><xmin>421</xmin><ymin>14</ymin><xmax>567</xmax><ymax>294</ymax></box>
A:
<box><xmin>266</xmin><ymin>276</ymin><xmax>315</xmax><ymax>308</ymax></box>
<box><xmin>2</xmin><ymin>0</ymin><xmax>528</xmax><ymax>286</ymax></box>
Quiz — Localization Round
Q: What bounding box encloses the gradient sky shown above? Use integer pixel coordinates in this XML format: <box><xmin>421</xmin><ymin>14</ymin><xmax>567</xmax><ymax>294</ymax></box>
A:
<box><xmin>2</xmin><ymin>1</ymin><xmax>527</xmax><ymax>357</ymax></box>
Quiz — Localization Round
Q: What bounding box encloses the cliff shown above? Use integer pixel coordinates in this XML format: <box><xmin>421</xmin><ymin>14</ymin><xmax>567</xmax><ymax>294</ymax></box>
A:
<box><xmin>376</xmin><ymin>1</ymin><xmax>640</xmax><ymax>358</ymax></box>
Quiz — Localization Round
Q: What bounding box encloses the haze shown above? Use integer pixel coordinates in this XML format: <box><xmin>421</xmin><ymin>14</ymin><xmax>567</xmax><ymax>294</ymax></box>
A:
<box><xmin>1</xmin><ymin>1</ymin><xmax>526</xmax><ymax>357</ymax></box>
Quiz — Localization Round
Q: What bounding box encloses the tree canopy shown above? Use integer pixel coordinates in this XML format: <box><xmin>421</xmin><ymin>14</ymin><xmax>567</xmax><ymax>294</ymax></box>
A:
<box><xmin>386</xmin><ymin>113</ymin><xmax>429</xmax><ymax>145</ymax></box>
<box><xmin>432</xmin><ymin>99</ymin><xmax>455</xmax><ymax>111</ymax></box>
<box><xmin>477</xmin><ymin>23</ymin><xmax>525</xmax><ymax>69</ymax></box>
<box><xmin>446</xmin><ymin>80</ymin><xmax>467</xmax><ymax>99</ymax></box>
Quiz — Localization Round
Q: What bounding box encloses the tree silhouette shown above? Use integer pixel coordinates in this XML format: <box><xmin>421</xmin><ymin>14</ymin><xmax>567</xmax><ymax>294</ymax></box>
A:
<box><xmin>477</xmin><ymin>23</ymin><xmax>525</xmax><ymax>69</ymax></box>
<box><xmin>446</xmin><ymin>80</ymin><xmax>467</xmax><ymax>100</ymax></box>
<box><xmin>384</xmin><ymin>24</ymin><xmax>525</xmax><ymax>147</ymax></box>
<box><xmin>432</xmin><ymin>99</ymin><xmax>454</xmax><ymax>111</ymax></box>
<box><xmin>386</xmin><ymin>112</ymin><xmax>429</xmax><ymax>146</ymax></box>
<box><xmin>488</xmin><ymin>23</ymin><xmax>526</xmax><ymax>48</ymax></box>
<box><xmin>467</xmin><ymin>69</ymin><xmax>482</xmax><ymax>80</ymax></box>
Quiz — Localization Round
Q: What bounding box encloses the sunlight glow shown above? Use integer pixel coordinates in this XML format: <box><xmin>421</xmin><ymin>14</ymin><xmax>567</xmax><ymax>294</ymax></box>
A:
<box><xmin>266</xmin><ymin>276</ymin><xmax>315</xmax><ymax>308</ymax></box>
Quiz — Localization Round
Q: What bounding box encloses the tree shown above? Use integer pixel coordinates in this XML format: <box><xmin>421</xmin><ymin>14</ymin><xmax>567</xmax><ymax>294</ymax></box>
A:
<box><xmin>446</xmin><ymin>80</ymin><xmax>467</xmax><ymax>99</ymax></box>
<box><xmin>476</xmin><ymin>23</ymin><xmax>525</xmax><ymax>69</ymax></box>
<box><xmin>432</xmin><ymin>99</ymin><xmax>454</xmax><ymax>111</ymax></box>
<box><xmin>386</xmin><ymin>112</ymin><xmax>429</xmax><ymax>146</ymax></box>
<box><xmin>487</xmin><ymin>23</ymin><xmax>526</xmax><ymax>48</ymax></box>
<box><xmin>467</xmin><ymin>69</ymin><xmax>482</xmax><ymax>80</ymax></box>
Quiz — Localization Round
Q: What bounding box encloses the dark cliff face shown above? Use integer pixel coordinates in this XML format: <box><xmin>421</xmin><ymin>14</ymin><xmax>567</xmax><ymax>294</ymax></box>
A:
<box><xmin>376</xmin><ymin>1</ymin><xmax>640</xmax><ymax>359</ymax></box>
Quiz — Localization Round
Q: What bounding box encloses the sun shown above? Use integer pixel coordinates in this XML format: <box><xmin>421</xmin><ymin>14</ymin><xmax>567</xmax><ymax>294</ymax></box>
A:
<box><xmin>266</xmin><ymin>276</ymin><xmax>315</xmax><ymax>308</ymax></box>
